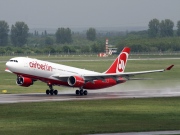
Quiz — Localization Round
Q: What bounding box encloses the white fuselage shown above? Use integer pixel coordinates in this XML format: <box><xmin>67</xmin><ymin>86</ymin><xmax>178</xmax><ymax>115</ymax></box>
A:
<box><xmin>6</xmin><ymin>57</ymin><xmax>99</xmax><ymax>80</ymax></box>
<box><xmin>6</xmin><ymin>57</ymin><xmax>124</xmax><ymax>90</ymax></box>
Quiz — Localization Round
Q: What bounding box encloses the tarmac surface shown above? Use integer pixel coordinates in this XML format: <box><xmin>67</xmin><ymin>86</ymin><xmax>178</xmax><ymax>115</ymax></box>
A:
<box><xmin>0</xmin><ymin>88</ymin><xmax>180</xmax><ymax>104</ymax></box>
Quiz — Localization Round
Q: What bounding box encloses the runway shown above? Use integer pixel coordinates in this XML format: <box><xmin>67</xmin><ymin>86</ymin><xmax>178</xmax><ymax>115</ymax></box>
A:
<box><xmin>0</xmin><ymin>88</ymin><xmax>180</xmax><ymax>104</ymax></box>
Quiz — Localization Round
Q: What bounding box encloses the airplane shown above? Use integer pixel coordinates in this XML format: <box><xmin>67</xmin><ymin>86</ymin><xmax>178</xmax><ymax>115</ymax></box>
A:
<box><xmin>5</xmin><ymin>47</ymin><xmax>174</xmax><ymax>96</ymax></box>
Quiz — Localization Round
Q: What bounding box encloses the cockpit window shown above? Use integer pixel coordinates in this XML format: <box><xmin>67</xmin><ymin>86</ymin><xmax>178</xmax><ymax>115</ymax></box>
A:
<box><xmin>9</xmin><ymin>60</ymin><xmax>18</xmax><ymax>62</ymax></box>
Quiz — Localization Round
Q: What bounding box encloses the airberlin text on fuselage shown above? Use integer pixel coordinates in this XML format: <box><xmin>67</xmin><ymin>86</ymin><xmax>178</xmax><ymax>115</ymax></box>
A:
<box><xmin>29</xmin><ymin>61</ymin><xmax>52</xmax><ymax>71</ymax></box>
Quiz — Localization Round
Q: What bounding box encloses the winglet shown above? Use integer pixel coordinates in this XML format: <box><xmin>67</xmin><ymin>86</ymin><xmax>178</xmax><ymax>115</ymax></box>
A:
<box><xmin>166</xmin><ymin>65</ymin><xmax>174</xmax><ymax>70</ymax></box>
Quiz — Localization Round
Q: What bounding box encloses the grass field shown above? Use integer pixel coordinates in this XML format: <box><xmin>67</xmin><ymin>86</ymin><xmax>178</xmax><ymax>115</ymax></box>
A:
<box><xmin>0</xmin><ymin>98</ymin><xmax>180</xmax><ymax>135</ymax></box>
<box><xmin>0</xmin><ymin>55</ymin><xmax>180</xmax><ymax>134</ymax></box>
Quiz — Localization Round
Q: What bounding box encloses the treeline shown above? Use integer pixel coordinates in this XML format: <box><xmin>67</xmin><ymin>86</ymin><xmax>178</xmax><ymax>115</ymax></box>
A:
<box><xmin>0</xmin><ymin>20</ymin><xmax>97</xmax><ymax>46</ymax></box>
<box><xmin>117</xmin><ymin>36</ymin><xmax>180</xmax><ymax>53</ymax></box>
<box><xmin>0</xmin><ymin>43</ymin><xmax>105</xmax><ymax>55</ymax></box>
<box><xmin>148</xmin><ymin>18</ymin><xmax>180</xmax><ymax>37</ymax></box>
<box><xmin>116</xmin><ymin>18</ymin><xmax>180</xmax><ymax>52</ymax></box>
<box><xmin>0</xmin><ymin>19</ymin><xmax>180</xmax><ymax>54</ymax></box>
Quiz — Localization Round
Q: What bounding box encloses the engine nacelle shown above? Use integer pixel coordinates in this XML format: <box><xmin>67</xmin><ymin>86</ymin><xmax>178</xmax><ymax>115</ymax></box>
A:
<box><xmin>67</xmin><ymin>76</ymin><xmax>85</xmax><ymax>87</ymax></box>
<box><xmin>16</xmin><ymin>76</ymin><xmax>33</xmax><ymax>87</ymax></box>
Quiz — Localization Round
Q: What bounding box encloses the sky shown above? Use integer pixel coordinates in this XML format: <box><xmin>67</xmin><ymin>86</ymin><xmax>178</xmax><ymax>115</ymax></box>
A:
<box><xmin>0</xmin><ymin>0</ymin><xmax>180</xmax><ymax>30</ymax></box>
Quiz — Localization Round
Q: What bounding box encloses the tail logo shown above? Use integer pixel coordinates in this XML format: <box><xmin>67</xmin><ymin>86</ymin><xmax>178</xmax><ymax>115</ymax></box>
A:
<box><xmin>104</xmin><ymin>47</ymin><xmax>130</xmax><ymax>74</ymax></box>
<box><xmin>117</xmin><ymin>52</ymin><xmax>128</xmax><ymax>73</ymax></box>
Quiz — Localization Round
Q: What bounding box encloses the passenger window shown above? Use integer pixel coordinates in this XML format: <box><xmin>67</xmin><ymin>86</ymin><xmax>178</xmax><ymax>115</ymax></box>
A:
<box><xmin>9</xmin><ymin>60</ymin><xmax>18</xmax><ymax>63</ymax></box>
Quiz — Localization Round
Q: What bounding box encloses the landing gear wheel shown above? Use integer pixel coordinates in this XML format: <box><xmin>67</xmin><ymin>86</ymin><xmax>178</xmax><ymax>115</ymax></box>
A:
<box><xmin>46</xmin><ymin>83</ymin><xmax>59</xmax><ymax>96</ymax></box>
<box><xmin>75</xmin><ymin>89</ymin><xmax>88</xmax><ymax>96</ymax></box>
<box><xmin>76</xmin><ymin>90</ymin><xmax>80</xmax><ymax>95</ymax></box>
<box><xmin>50</xmin><ymin>90</ymin><xmax>54</xmax><ymax>95</ymax></box>
<box><xmin>84</xmin><ymin>90</ymin><xmax>88</xmax><ymax>95</ymax></box>
<box><xmin>80</xmin><ymin>90</ymin><xmax>84</xmax><ymax>96</ymax></box>
<box><xmin>54</xmin><ymin>90</ymin><xmax>58</xmax><ymax>95</ymax></box>
<box><xmin>46</xmin><ymin>90</ymin><xmax>50</xmax><ymax>95</ymax></box>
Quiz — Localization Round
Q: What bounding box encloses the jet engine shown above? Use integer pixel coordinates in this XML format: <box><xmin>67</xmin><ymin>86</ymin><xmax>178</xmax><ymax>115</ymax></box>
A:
<box><xmin>16</xmin><ymin>76</ymin><xmax>33</xmax><ymax>87</ymax></box>
<box><xmin>67</xmin><ymin>76</ymin><xmax>85</xmax><ymax>87</ymax></box>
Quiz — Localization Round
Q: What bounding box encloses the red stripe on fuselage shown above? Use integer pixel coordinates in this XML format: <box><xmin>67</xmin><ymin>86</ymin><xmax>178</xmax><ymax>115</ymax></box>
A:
<box><xmin>13</xmin><ymin>72</ymin><xmax>126</xmax><ymax>90</ymax></box>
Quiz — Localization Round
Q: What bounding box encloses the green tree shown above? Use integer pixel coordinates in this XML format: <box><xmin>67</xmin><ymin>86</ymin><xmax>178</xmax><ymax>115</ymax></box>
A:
<box><xmin>0</xmin><ymin>47</ymin><xmax>5</xmax><ymax>54</ymax></box>
<box><xmin>11</xmin><ymin>22</ymin><xmax>29</xmax><ymax>46</ymax></box>
<box><xmin>86</xmin><ymin>28</ymin><xmax>96</xmax><ymax>41</ymax></box>
<box><xmin>44</xmin><ymin>30</ymin><xmax>47</xmax><ymax>36</ymax></box>
<box><xmin>159</xmin><ymin>19</ymin><xmax>174</xmax><ymax>37</ymax></box>
<box><xmin>55</xmin><ymin>27</ymin><xmax>72</xmax><ymax>44</ymax></box>
<box><xmin>148</xmin><ymin>18</ymin><xmax>159</xmax><ymax>38</ymax></box>
<box><xmin>80</xmin><ymin>45</ymin><xmax>90</xmax><ymax>53</ymax></box>
<box><xmin>65</xmin><ymin>28</ymin><xmax>72</xmax><ymax>43</ymax></box>
<box><xmin>177</xmin><ymin>20</ymin><xmax>180</xmax><ymax>36</ymax></box>
<box><xmin>43</xmin><ymin>46</ymin><xmax>56</xmax><ymax>54</ymax></box>
<box><xmin>0</xmin><ymin>20</ymin><xmax>9</xmax><ymax>46</ymax></box>
<box><xmin>91</xmin><ymin>43</ymin><xmax>98</xmax><ymax>53</ymax></box>
<box><xmin>62</xmin><ymin>45</ymin><xmax>70</xmax><ymax>53</ymax></box>
<box><xmin>34</xmin><ymin>30</ymin><xmax>39</xmax><ymax>36</ymax></box>
<box><xmin>45</xmin><ymin>37</ymin><xmax>54</xmax><ymax>45</ymax></box>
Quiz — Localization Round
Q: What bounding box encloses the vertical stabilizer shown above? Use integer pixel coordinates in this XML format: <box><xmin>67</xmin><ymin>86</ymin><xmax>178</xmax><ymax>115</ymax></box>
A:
<box><xmin>105</xmin><ymin>47</ymin><xmax>130</xmax><ymax>74</ymax></box>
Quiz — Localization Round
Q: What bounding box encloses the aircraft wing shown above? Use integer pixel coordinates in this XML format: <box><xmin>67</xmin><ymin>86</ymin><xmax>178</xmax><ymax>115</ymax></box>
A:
<box><xmin>53</xmin><ymin>65</ymin><xmax>174</xmax><ymax>82</ymax></box>
<box><xmin>83</xmin><ymin>65</ymin><xmax>174</xmax><ymax>81</ymax></box>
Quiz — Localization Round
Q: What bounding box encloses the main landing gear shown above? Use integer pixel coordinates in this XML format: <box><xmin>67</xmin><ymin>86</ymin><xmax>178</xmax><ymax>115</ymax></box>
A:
<box><xmin>76</xmin><ymin>89</ymin><xmax>88</xmax><ymax>96</ymax></box>
<box><xmin>46</xmin><ymin>84</ymin><xmax>58</xmax><ymax>95</ymax></box>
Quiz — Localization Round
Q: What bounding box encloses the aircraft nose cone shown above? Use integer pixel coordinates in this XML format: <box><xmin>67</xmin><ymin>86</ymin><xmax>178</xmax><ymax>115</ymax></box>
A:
<box><xmin>6</xmin><ymin>61</ymin><xmax>10</xmax><ymax>68</ymax></box>
<box><xmin>5</xmin><ymin>61</ymin><xmax>12</xmax><ymax>72</ymax></box>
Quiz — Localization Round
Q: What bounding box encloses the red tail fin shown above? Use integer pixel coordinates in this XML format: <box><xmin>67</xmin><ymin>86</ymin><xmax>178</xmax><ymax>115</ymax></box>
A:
<box><xmin>105</xmin><ymin>47</ymin><xmax>130</xmax><ymax>74</ymax></box>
